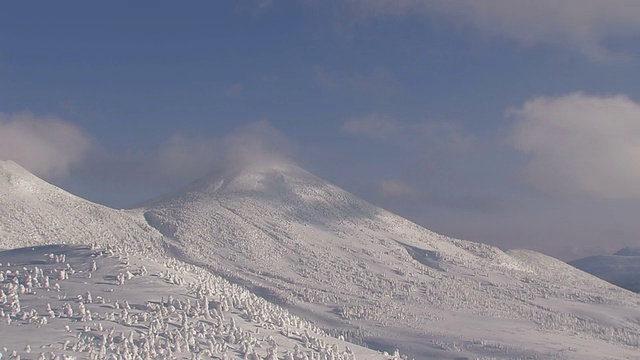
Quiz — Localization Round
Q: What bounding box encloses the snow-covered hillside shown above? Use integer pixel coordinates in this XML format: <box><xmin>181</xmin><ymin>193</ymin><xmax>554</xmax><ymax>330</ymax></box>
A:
<box><xmin>0</xmin><ymin>244</ymin><xmax>387</xmax><ymax>359</ymax></box>
<box><xmin>0</xmin><ymin>160</ymin><xmax>165</xmax><ymax>254</ymax></box>
<box><xmin>141</xmin><ymin>161</ymin><xmax>640</xmax><ymax>360</ymax></box>
<box><xmin>2</xmin><ymin>160</ymin><xmax>640</xmax><ymax>359</ymax></box>
<box><xmin>570</xmin><ymin>248</ymin><xmax>640</xmax><ymax>293</ymax></box>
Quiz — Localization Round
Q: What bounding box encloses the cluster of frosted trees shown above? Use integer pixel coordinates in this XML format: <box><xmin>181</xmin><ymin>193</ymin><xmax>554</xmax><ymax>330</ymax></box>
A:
<box><xmin>0</xmin><ymin>246</ymin><xmax>398</xmax><ymax>360</ymax></box>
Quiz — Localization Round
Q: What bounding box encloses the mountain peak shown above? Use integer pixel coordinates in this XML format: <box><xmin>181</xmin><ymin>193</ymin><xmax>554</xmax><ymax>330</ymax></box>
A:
<box><xmin>215</xmin><ymin>159</ymin><xmax>310</xmax><ymax>191</ymax></box>
<box><xmin>236</xmin><ymin>158</ymin><xmax>300</xmax><ymax>174</ymax></box>
<box><xmin>613</xmin><ymin>247</ymin><xmax>640</xmax><ymax>256</ymax></box>
<box><xmin>156</xmin><ymin>160</ymin><xmax>335</xmax><ymax>201</ymax></box>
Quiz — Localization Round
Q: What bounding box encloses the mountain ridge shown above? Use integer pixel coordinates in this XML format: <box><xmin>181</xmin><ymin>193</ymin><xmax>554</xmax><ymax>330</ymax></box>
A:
<box><xmin>137</xmin><ymin>161</ymin><xmax>640</xmax><ymax>359</ymax></box>
<box><xmin>3</xmin><ymin>160</ymin><xmax>640</xmax><ymax>358</ymax></box>
<box><xmin>0</xmin><ymin>160</ymin><xmax>166</xmax><ymax>254</ymax></box>
<box><xmin>570</xmin><ymin>249</ymin><xmax>640</xmax><ymax>293</ymax></box>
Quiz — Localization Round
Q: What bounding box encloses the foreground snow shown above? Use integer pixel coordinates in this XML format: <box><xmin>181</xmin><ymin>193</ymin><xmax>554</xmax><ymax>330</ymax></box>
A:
<box><xmin>0</xmin><ymin>245</ymin><xmax>389</xmax><ymax>359</ymax></box>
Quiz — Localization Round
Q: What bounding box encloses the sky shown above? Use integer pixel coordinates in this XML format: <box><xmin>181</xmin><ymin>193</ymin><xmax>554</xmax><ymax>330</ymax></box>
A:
<box><xmin>2</xmin><ymin>1</ymin><xmax>640</xmax><ymax>260</ymax></box>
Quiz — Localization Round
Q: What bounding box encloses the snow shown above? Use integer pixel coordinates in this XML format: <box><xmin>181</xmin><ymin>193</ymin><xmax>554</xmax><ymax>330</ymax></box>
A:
<box><xmin>1</xmin><ymin>160</ymin><xmax>640</xmax><ymax>359</ymax></box>
<box><xmin>0</xmin><ymin>161</ymin><xmax>165</xmax><ymax>254</ymax></box>
<box><xmin>0</xmin><ymin>244</ymin><xmax>387</xmax><ymax>359</ymax></box>
<box><xmin>140</xmin><ymin>163</ymin><xmax>640</xmax><ymax>359</ymax></box>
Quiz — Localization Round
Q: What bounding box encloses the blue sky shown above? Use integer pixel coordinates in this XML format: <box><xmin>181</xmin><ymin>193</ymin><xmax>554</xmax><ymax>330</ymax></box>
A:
<box><xmin>3</xmin><ymin>1</ymin><xmax>640</xmax><ymax>260</ymax></box>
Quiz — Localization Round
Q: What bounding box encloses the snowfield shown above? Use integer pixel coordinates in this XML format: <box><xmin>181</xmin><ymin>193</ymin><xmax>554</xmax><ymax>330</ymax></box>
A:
<box><xmin>0</xmin><ymin>244</ymin><xmax>387</xmax><ymax>359</ymax></box>
<box><xmin>1</xmin><ymin>160</ymin><xmax>640</xmax><ymax>359</ymax></box>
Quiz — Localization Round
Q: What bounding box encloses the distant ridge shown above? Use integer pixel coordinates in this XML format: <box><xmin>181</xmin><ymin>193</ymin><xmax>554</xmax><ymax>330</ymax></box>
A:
<box><xmin>570</xmin><ymin>248</ymin><xmax>640</xmax><ymax>292</ymax></box>
<box><xmin>615</xmin><ymin>247</ymin><xmax>640</xmax><ymax>256</ymax></box>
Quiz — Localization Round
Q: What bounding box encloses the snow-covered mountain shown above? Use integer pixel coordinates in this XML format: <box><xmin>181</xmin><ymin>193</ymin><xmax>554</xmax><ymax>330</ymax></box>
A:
<box><xmin>2</xmin><ymin>159</ymin><xmax>640</xmax><ymax>359</ymax></box>
<box><xmin>139</xmin><ymin>161</ymin><xmax>640</xmax><ymax>360</ymax></box>
<box><xmin>0</xmin><ymin>160</ymin><xmax>164</xmax><ymax>254</ymax></box>
<box><xmin>0</xmin><ymin>161</ymin><xmax>390</xmax><ymax>359</ymax></box>
<box><xmin>570</xmin><ymin>248</ymin><xmax>640</xmax><ymax>292</ymax></box>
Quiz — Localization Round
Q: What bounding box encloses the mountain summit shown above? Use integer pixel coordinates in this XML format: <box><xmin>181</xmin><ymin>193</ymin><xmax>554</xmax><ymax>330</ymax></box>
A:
<box><xmin>140</xmin><ymin>162</ymin><xmax>640</xmax><ymax>359</ymax></box>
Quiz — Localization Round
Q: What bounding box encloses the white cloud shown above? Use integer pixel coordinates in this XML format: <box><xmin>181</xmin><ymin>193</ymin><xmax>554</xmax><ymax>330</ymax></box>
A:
<box><xmin>509</xmin><ymin>92</ymin><xmax>640</xmax><ymax>199</ymax></box>
<box><xmin>0</xmin><ymin>112</ymin><xmax>93</xmax><ymax>178</ymax></box>
<box><xmin>337</xmin><ymin>0</ymin><xmax>640</xmax><ymax>62</ymax></box>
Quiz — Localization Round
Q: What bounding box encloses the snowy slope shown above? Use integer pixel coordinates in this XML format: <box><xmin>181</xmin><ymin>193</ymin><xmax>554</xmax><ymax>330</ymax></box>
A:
<box><xmin>0</xmin><ymin>160</ymin><xmax>165</xmax><ymax>255</ymax></box>
<box><xmin>140</xmin><ymin>161</ymin><xmax>640</xmax><ymax>360</ymax></box>
<box><xmin>3</xmin><ymin>160</ymin><xmax>640</xmax><ymax>359</ymax></box>
<box><xmin>570</xmin><ymin>248</ymin><xmax>640</xmax><ymax>292</ymax></box>
<box><xmin>0</xmin><ymin>244</ymin><xmax>388</xmax><ymax>359</ymax></box>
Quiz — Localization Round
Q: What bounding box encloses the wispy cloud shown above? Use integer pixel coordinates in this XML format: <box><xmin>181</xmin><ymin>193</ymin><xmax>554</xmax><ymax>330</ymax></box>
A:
<box><xmin>226</xmin><ymin>83</ymin><xmax>244</xmax><ymax>98</ymax></box>
<box><xmin>236</xmin><ymin>0</ymin><xmax>274</xmax><ymax>17</ymax></box>
<box><xmin>341</xmin><ymin>113</ymin><xmax>400</xmax><ymax>140</ymax></box>
<box><xmin>315</xmin><ymin>66</ymin><xmax>400</xmax><ymax>97</ymax></box>
<box><xmin>341</xmin><ymin>113</ymin><xmax>501</xmax><ymax>213</ymax></box>
<box><xmin>509</xmin><ymin>92</ymin><xmax>640</xmax><ymax>199</ymax></box>
<box><xmin>342</xmin><ymin>113</ymin><xmax>473</xmax><ymax>151</ymax></box>
<box><xmin>377</xmin><ymin>179</ymin><xmax>423</xmax><ymax>199</ymax></box>
<box><xmin>0</xmin><ymin>112</ymin><xmax>94</xmax><ymax>178</ymax></box>
<box><xmin>332</xmin><ymin>0</ymin><xmax>640</xmax><ymax>62</ymax></box>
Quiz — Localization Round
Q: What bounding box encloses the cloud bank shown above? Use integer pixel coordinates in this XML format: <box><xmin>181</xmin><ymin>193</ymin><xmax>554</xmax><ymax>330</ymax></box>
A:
<box><xmin>337</xmin><ymin>0</ymin><xmax>640</xmax><ymax>62</ymax></box>
<box><xmin>509</xmin><ymin>92</ymin><xmax>640</xmax><ymax>199</ymax></box>
<box><xmin>0</xmin><ymin>112</ymin><xmax>93</xmax><ymax>178</ymax></box>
